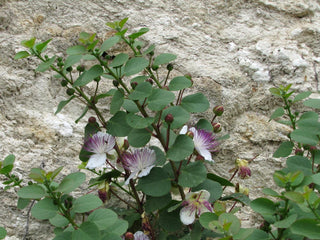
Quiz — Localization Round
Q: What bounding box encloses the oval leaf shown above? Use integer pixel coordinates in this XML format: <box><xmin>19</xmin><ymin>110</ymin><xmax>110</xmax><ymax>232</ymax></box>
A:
<box><xmin>31</xmin><ymin>198</ymin><xmax>59</xmax><ymax>220</ymax></box>
<box><xmin>147</xmin><ymin>88</ymin><xmax>175</xmax><ymax>111</ymax></box>
<box><xmin>17</xmin><ymin>185</ymin><xmax>45</xmax><ymax>199</ymax></box>
<box><xmin>273</xmin><ymin>141</ymin><xmax>293</xmax><ymax>158</ymax></box>
<box><xmin>181</xmin><ymin>93</ymin><xmax>210</xmax><ymax>113</ymax></box>
<box><xmin>56</xmin><ymin>172</ymin><xmax>86</xmax><ymax>194</ymax></box>
<box><xmin>73</xmin><ymin>194</ymin><xmax>103</xmax><ymax>213</ymax></box>
<box><xmin>73</xmin><ymin>65</ymin><xmax>103</xmax><ymax>87</ymax></box>
<box><xmin>153</xmin><ymin>53</ymin><xmax>177</xmax><ymax>66</ymax></box>
<box><xmin>166</xmin><ymin>135</ymin><xmax>194</xmax><ymax>161</ymax></box>
<box><xmin>168</xmin><ymin>76</ymin><xmax>192</xmax><ymax>91</ymax></box>
<box><xmin>178</xmin><ymin>161</ymin><xmax>207</xmax><ymax>188</ymax></box>
<box><xmin>124</xmin><ymin>57</ymin><xmax>149</xmax><ymax>76</ymax></box>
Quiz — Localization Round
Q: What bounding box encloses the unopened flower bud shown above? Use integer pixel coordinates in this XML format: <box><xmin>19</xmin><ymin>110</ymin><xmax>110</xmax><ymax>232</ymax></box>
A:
<box><xmin>236</xmin><ymin>159</ymin><xmax>251</xmax><ymax>179</ymax></box>
<box><xmin>76</xmin><ymin>65</ymin><xmax>85</xmax><ymax>72</ymax></box>
<box><xmin>60</xmin><ymin>80</ymin><xmax>68</xmax><ymax>87</ymax></box>
<box><xmin>66</xmin><ymin>88</ymin><xmax>75</xmax><ymax>96</ymax></box>
<box><xmin>167</xmin><ymin>63</ymin><xmax>173</xmax><ymax>71</ymax></box>
<box><xmin>94</xmin><ymin>76</ymin><xmax>101</xmax><ymax>82</ymax></box>
<box><xmin>98</xmin><ymin>189</ymin><xmax>107</xmax><ymax>203</ymax></box>
<box><xmin>165</xmin><ymin>114</ymin><xmax>174</xmax><ymax>124</ymax></box>
<box><xmin>66</xmin><ymin>66</ymin><xmax>73</xmax><ymax>72</ymax></box>
<box><xmin>151</xmin><ymin>65</ymin><xmax>159</xmax><ymax>71</ymax></box>
<box><xmin>195</xmin><ymin>155</ymin><xmax>204</xmax><ymax>161</ymax></box>
<box><xmin>149</xmin><ymin>51</ymin><xmax>154</xmax><ymax>56</ymax></box>
<box><xmin>136</xmin><ymin>45</ymin><xmax>141</xmax><ymax>50</ymax></box>
<box><xmin>309</xmin><ymin>146</ymin><xmax>317</xmax><ymax>153</ymax></box>
<box><xmin>212</xmin><ymin>122</ymin><xmax>222</xmax><ymax>133</ymax></box>
<box><xmin>88</xmin><ymin>116</ymin><xmax>96</xmax><ymax>123</ymax></box>
<box><xmin>213</xmin><ymin>105</ymin><xmax>224</xmax><ymax>116</ymax></box>
<box><xmin>162</xmin><ymin>85</ymin><xmax>169</xmax><ymax>91</ymax></box>
<box><xmin>123</xmin><ymin>139</ymin><xmax>129</xmax><ymax>150</ymax></box>
<box><xmin>131</xmin><ymin>81</ymin><xmax>138</xmax><ymax>89</ymax></box>
<box><xmin>146</xmin><ymin>78</ymin><xmax>153</xmax><ymax>85</ymax></box>
<box><xmin>112</xmin><ymin>80</ymin><xmax>119</xmax><ymax>87</ymax></box>
<box><xmin>124</xmin><ymin>232</ymin><xmax>134</xmax><ymax>240</ymax></box>
<box><xmin>186</xmin><ymin>131</ymin><xmax>194</xmax><ymax>139</ymax></box>
<box><xmin>57</xmin><ymin>57</ymin><xmax>63</xmax><ymax>62</ymax></box>
<box><xmin>235</xmin><ymin>183</ymin><xmax>249</xmax><ymax>196</ymax></box>
<box><xmin>295</xmin><ymin>148</ymin><xmax>303</xmax><ymax>156</ymax></box>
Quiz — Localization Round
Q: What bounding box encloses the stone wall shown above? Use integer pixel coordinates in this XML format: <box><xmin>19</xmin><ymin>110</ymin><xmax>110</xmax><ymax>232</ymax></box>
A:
<box><xmin>1</xmin><ymin>0</ymin><xmax>320</xmax><ymax>239</ymax></box>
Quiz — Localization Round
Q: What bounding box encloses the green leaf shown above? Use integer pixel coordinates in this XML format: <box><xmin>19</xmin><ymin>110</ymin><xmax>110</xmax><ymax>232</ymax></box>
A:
<box><xmin>299</xmin><ymin>111</ymin><xmax>319</xmax><ymax>121</ymax></box>
<box><xmin>269</xmin><ymin>107</ymin><xmax>284</xmax><ymax>121</ymax></box>
<box><xmin>169</xmin><ymin>76</ymin><xmax>192</xmax><ymax>91</ymax></box>
<box><xmin>269</xmin><ymin>87</ymin><xmax>281</xmax><ymax>97</ymax></box>
<box><xmin>64</xmin><ymin>55</ymin><xmax>82</xmax><ymax>69</ymax></box>
<box><xmin>128</xmin><ymin>128</ymin><xmax>151</xmax><ymax>147</ymax></box>
<box><xmin>153</xmin><ymin>53</ymin><xmax>177</xmax><ymax>66</ymax></box>
<box><xmin>196</xmin><ymin>119</ymin><xmax>213</xmax><ymax>132</ymax></box>
<box><xmin>193</xmin><ymin>179</ymin><xmax>222</xmax><ymax>202</ymax></box>
<box><xmin>54</xmin><ymin>231</ymin><xmax>73</xmax><ymax>240</ymax></box>
<box><xmin>130</xmin><ymin>75</ymin><xmax>149</xmax><ymax>84</ymax></box>
<box><xmin>124</xmin><ymin>57</ymin><xmax>149</xmax><ymax>76</ymax></box>
<box><xmin>107</xmin><ymin>111</ymin><xmax>132</xmax><ymax>137</ymax></box>
<box><xmin>145</xmin><ymin>193</ymin><xmax>172</xmax><ymax>213</ymax></box>
<box><xmin>36</xmin><ymin>56</ymin><xmax>56</xmax><ymax>72</ymax></box>
<box><xmin>137</xmin><ymin>167</ymin><xmax>171</xmax><ymax>197</ymax></box>
<box><xmin>304</xmin><ymin>99</ymin><xmax>320</xmax><ymax>109</ymax></box>
<box><xmin>207</xmin><ymin>173</ymin><xmax>234</xmax><ymax>187</ymax></box>
<box><xmin>221</xmin><ymin>193</ymin><xmax>251</xmax><ymax>206</ymax></box>
<box><xmin>293</xmin><ymin>91</ymin><xmax>312</xmax><ymax>102</ymax></box>
<box><xmin>166</xmin><ymin>135</ymin><xmax>194</xmax><ymax>161</ymax></box>
<box><xmin>0</xmin><ymin>226</ymin><xmax>7</xmax><ymax>240</ymax></box>
<box><xmin>218</xmin><ymin>213</ymin><xmax>241</xmax><ymax>235</ymax></box>
<box><xmin>75</xmin><ymin>106</ymin><xmax>89</xmax><ymax>124</ymax></box>
<box><xmin>144</xmin><ymin>44</ymin><xmax>155</xmax><ymax>55</ymax></box>
<box><xmin>100</xmin><ymin>36</ymin><xmax>120</xmax><ymax>53</ymax></box>
<box><xmin>66</xmin><ymin>45</ymin><xmax>87</xmax><ymax>55</ymax></box>
<box><xmin>55</xmin><ymin>96</ymin><xmax>75</xmax><ymax>115</ymax></box>
<box><xmin>21</xmin><ymin>37</ymin><xmax>36</xmax><ymax>48</ymax></box>
<box><xmin>126</xmin><ymin>113</ymin><xmax>154</xmax><ymax>129</ymax></box>
<box><xmin>110</xmin><ymin>90</ymin><xmax>124</xmax><ymax>114</ymax></box>
<box><xmin>119</xmin><ymin>17</ymin><xmax>128</xmax><ymax>28</ymax></box>
<box><xmin>284</xmin><ymin>191</ymin><xmax>304</xmax><ymax>203</ymax></box>
<box><xmin>31</xmin><ymin>198</ymin><xmax>59</xmax><ymax>220</ymax></box>
<box><xmin>17</xmin><ymin>198</ymin><xmax>31</xmax><ymax>210</ymax></box>
<box><xmin>250</xmin><ymin>198</ymin><xmax>276</xmax><ymax>215</ymax></box>
<box><xmin>35</xmin><ymin>39</ymin><xmax>52</xmax><ymax>53</ymax></box>
<box><xmin>262</xmin><ymin>188</ymin><xmax>280</xmax><ymax>197</ymax></box>
<box><xmin>109</xmin><ymin>53</ymin><xmax>129</xmax><ymax>68</ymax></box>
<box><xmin>273</xmin><ymin>141</ymin><xmax>294</xmax><ymax>158</ymax></box>
<box><xmin>14</xmin><ymin>51</ymin><xmax>30</xmax><ymax>60</ymax></box>
<box><xmin>150</xmin><ymin>146</ymin><xmax>166</xmax><ymax>166</ymax></box>
<box><xmin>291</xmin><ymin>219</ymin><xmax>320</xmax><ymax>239</ymax></box>
<box><xmin>159</xmin><ymin>208</ymin><xmax>182</xmax><ymax>232</ymax></box>
<box><xmin>106</xmin><ymin>218</ymin><xmax>128</xmax><ymax>236</ymax></box>
<box><xmin>28</xmin><ymin>168</ymin><xmax>45</xmax><ymax>183</ymax></box>
<box><xmin>3</xmin><ymin>154</ymin><xmax>15</xmax><ymax>166</ymax></box>
<box><xmin>49</xmin><ymin>214</ymin><xmax>69</xmax><ymax>227</ymax></box>
<box><xmin>72</xmin><ymin>221</ymin><xmax>100</xmax><ymax>240</ymax></box>
<box><xmin>128</xmin><ymin>27</ymin><xmax>149</xmax><ymax>40</ymax></box>
<box><xmin>273</xmin><ymin>214</ymin><xmax>297</xmax><ymax>228</ymax></box>
<box><xmin>122</xmin><ymin>99</ymin><xmax>139</xmax><ymax>113</ymax></box>
<box><xmin>73</xmin><ymin>65</ymin><xmax>103</xmax><ymax>87</ymax></box>
<box><xmin>73</xmin><ymin>194</ymin><xmax>102</xmax><ymax>213</ymax></box>
<box><xmin>291</xmin><ymin>128</ymin><xmax>319</xmax><ymax>146</ymax></box>
<box><xmin>147</xmin><ymin>88</ymin><xmax>175</xmax><ymax>111</ymax></box>
<box><xmin>87</xmin><ymin>208</ymin><xmax>118</xmax><ymax>230</ymax></box>
<box><xmin>162</xmin><ymin>106</ymin><xmax>190</xmax><ymax>129</ymax></box>
<box><xmin>234</xmin><ymin>228</ymin><xmax>270</xmax><ymax>240</ymax></box>
<box><xmin>56</xmin><ymin>172</ymin><xmax>86</xmax><ymax>194</ymax></box>
<box><xmin>128</xmin><ymin>82</ymin><xmax>153</xmax><ymax>101</ymax></box>
<box><xmin>199</xmin><ymin>212</ymin><xmax>219</xmax><ymax>230</ymax></box>
<box><xmin>181</xmin><ymin>93</ymin><xmax>210</xmax><ymax>113</ymax></box>
<box><xmin>179</xmin><ymin>161</ymin><xmax>207</xmax><ymax>188</ymax></box>
<box><xmin>17</xmin><ymin>184</ymin><xmax>45</xmax><ymax>199</ymax></box>
<box><xmin>287</xmin><ymin>156</ymin><xmax>312</xmax><ymax>176</ymax></box>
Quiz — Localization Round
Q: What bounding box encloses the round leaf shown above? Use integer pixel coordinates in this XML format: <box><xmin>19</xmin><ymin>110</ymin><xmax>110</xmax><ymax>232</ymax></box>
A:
<box><xmin>87</xmin><ymin>209</ymin><xmax>118</xmax><ymax>230</ymax></box>
<box><xmin>126</xmin><ymin>113</ymin><xmax>154</xmax><ymax>129</ymax></box>
<box><xmin>303</xmin><ymin>99</ymin><xmax>320</xmax><ymax>109</ymax></box>
<box><xmin>147</xmin><ymin>88</ymin><xmax>175</xmax><ymax>111</ymax></box>
<box><xmin>31</xmin><ymin>198</ymin><xmax>59</xmax><ymax>220</ymax></box>
<box><xmin>128</xmin><ymin>82</ymin><xmax>152</xmax><ymax>101</ymax></box>
<box><xmin>72</xmin><ymin>221</ymin><xmax>100</xmax><ymax>240</ymax></box>
<box><xmin>56</xmin><ymin>172</ymin><xmax>86</xmax><ymax>194</ymax></box>
<box><xmin>145</xmin><ymin>194</ymin><xmax>172</xmax><ymax>213</ymax></box>
<box><xmin>73</xmin><ymin>194</ymin><xmax>103</xmax><ymax>213</ymax></box>
<box><xmin>159</xmin><ymin>208</ymin><xmax>182</xmax><ymax>232</ymax></box>
<box><xmin>273</xmin><ymin>141</ymin><xmax>294</xmax><ymax>158</ymax></box>
<box><xmin>291</xmin><ymin>219</ymin><xmax>320</xmax><ymax>239</ymax></box>
<box><xmin>250</xmin><ymin>198</ymin><xmax>276</xmax><ymax>215</ymax></box>
<box><xmin>17</xmin><ymin>185</ymin><xmax>45</xmax><ymax>199</ymax></box>
<box><xmin>109</xmin><ymin>53</ymin><xmax>129</xmax><ymax>68</ymax></box>
<box><xmin>153</xmin><ymin>53</ymin><xmax>177</xmax><ymax>66</ymax></box>
<box><xmin>124</xmin><ymin>57</ymin><xmax>149</xmax><ymax>76</ymax></box>
<box><xmin>286</xmin><ymin>156</ymin><xmax>312</xmax><ymax>176</ymax></box>
<box><xmin>128</xmin><ymin>128</ymin><xmax>151</xmax><ymax>147</ymax></box>
<box><xmin>181</xmin><ymin>93</ymin><xmax>210</xmax><ymax>113</ymax></box>
<box><xmin>49</xmin><ymin>214</ymin><xmax>69</xmax><ymax>227</ymax></box>
<box><xmin>178</xmin><ymin>161</ymin><xmax>207</xmax><ymax>187</ymax></box>
<box><xmin>107</xmin><ymin>111</ymin><xmax>133</xmax><ymax>137</ymax></box>
<box><xmin>166</xmin><ymin>135</ymin><xmax>194</xmax><ymax>161</ymax></box>
<box><xmin>137</xmin><ymin>167</ymin><xmax>171</xmax><ymax>197</ymax></box>
<box><xmin>168</xmin><ymin>76</ymin><xmax>192</xmax><ymax>91</ymax></box>
<box><xmin>192</xmin><ymin>179</ymin><xmax>222</xmax><ymax>202</ymax></box>
<box><xmin>162</xmin><ymin>106</ymin><xmax>190</xmax><ymax>129</ymax></box>
<box><xmin>73</xmin><ymin>65</ymin><xmax>103</xmax><ymax>87</ymax></box>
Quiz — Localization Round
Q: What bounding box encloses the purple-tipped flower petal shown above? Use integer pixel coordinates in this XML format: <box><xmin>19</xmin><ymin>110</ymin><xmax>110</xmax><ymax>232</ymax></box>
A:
<box><xmin>122</xmin><ymin>148</ymin><xmax>156</xmax><ymax>185</ymax></box>
<box><xmin>133</xmin><ymin>231</ymin><xmax>149</xmax><ymax>240</ymax></box>
<box><xmin>180</xmin><ymin>126</ymin><xmax>218</xmax><ymax>162</ymax></box>
<box><xmin>84</xmin><ymin>132</ymin><xmax>116</xmax><ymax>169</ymax></box>
<box><xmin>236</xmin><ymin>159</ymin><xmax>251</xmax><ymax>179</ymax></box>
<box><xmin>180</xmin><ymin>190</ymin><xmax>213</xmax><ymax>225</ymax></box>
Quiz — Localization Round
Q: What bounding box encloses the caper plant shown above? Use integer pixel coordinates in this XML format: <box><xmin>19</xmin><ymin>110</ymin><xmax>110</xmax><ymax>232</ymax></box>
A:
<box><xmin>5</xmin><ymin>18</ymin><xmax>258</xmax><ymax>239</ymax></box>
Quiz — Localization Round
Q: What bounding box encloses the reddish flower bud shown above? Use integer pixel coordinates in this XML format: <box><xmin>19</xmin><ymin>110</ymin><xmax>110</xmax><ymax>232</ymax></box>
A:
<box><xmin>124</xmin><ymin>232</ymin><xmax>134</xmax><ymax>240</ymax></box>
<box><xmin>162</xmin><ymin>85</ymin><xmax>169</xmax><ymax>90</ymax></box>
<box><xmin>212</xmin><ymin>122</ymin><xmax>222</xmax><ymax>133</ymax></box>
<box><xmin>88</xmin><ymin>116</ymin><xmax>96</xmax><ymax>123</ymax></box>
<box><xmin>123</xmin><ymin>139</ymin><xmax>129</xmax><ymax>150</ymax></box>
<box><xmin>236</xmin><ymin>159</ymin><xmax>251</xmax><ymax>179</ymax></box>
<box><xmin>165</xmin><ymin>114</ymin><xmax>174</xmax><ymax>124</ymax></box>
<box><xmin>309</xmin><ymin>146</ymin><xmax>317</xmax><ymax>153</ymax></box>
<box><xmin>131</xmin><ymin>81</ymin><xmax>138</xmax><ymax>89</ymax></box>
<box><xmin>98</xmin><ymin>189</ymin><xmax>107</xmax><ymax>203</ymax></box>
<box><xmin>294</xmin><ymin>148</ymin><xmax>303</xmax><ymax>156</ymax></box>
<box><xmin>146</xmin><ymin>78</ymin><xmax>153</xmax><ymax>85</ymax></box>
<box><xmin>195</xmin><ymin>155</ymin><xmax>204</xmax><ymax>161</ymax></box>
<box><xmin>213</xmin><ymin>105</ymin><xmax>224</xmax><ymax>116</ymax></box>
<box><xmin>186</xmin><ymin>131</ymin><xmax>194</xmax><ymax>139</ymax></box>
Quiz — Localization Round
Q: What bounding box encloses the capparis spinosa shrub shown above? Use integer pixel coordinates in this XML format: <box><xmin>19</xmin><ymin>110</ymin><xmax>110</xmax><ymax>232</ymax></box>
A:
<box><xmin>3</xmin><ymin>18</ymin><xmax>319</xmax><ymax>240</ymax></box>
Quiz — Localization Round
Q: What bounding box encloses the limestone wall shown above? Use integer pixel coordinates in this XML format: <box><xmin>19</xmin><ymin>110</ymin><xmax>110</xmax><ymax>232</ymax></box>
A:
<box><xmin>1</xmin><ymin>0</ymin><xmax>320</xmax><ymax>239</ymax></box>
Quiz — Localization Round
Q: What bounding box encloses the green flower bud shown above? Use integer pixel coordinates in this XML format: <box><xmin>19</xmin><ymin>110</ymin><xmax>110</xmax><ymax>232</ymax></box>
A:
<box><xmin>76</xmin><ymin>65</ymin><xmax>85</xmax><ymax>72</ymax></box>
<box><xmin>167</xmin><ymin>63</ymin><xmax>173</xmax><ymax>71</ymax></box>
<box><xmin>60</xmin><ymin>80</ymin><xmax>68</xmax><ymax>87</ymax></box>
<box><xmin>146</xmin><ymin>78</ymin><xmax>153</xmax><ymax>85</ymax></box>
<box><xmin>165</xmin><ymin>114</ymin><xmax>174</xmax><ymax>124</ymax></box>
<box><xmin>151</xmin><ymin>65</ymin><xmax>159</xmax><ymax>71</ymax></box>
<box><xmin>113</xmin><ymin>80</ymin><xmax>119</xmax><ymax>87</ymax></box>
<box><xmin>57</xmin><ymin>57</ymin><xmax>63</xmax><ymax>62</ymax></box>
<box><xmin>149</xmin><ymin>51</ymin><xmax>154</xmax><ymax>56</ymax></box>
<box><xmin>94</xmin><ymin>76</ymin><xmax>101</xmax><ymax>82</ymax></box>
<box><xmin>66</xmin><ymin>88</ymin><xmax>75</xmax><ymax>96</ymax></box>
<box><xmin>213</xmin><ymin>105</ymin><xmax>224</xmax><ymax>116</ymax></box>
<box><xmin>88</xmin><ymin>116</ymin><xmax>96</xmax><ymax>123</ymax></box>
<box><xmin>131</xmin><ymin>81</ymin><xmax>138</xmax><ymax>89</ymax></box>
<box><xmin>66</xmin><ymin>66</ymin><xmax>73</xmax><ymax>72</ymax></box>
<box><xmin>212</xmin><ymin>122</ymin><xmax>222</xmax><ymax>133</ymax></box>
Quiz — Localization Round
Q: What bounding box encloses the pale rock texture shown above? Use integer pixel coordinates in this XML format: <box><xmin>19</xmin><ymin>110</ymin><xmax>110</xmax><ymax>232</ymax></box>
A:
<box><xmin>1</xmin><ymin>0</ymin><xmax>320</xmax><ymax>239</ymax></box>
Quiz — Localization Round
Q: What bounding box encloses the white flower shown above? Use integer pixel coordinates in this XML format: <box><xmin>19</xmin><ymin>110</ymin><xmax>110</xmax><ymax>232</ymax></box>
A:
<box><xmin>122</xmin><ymin>148</ymin><xmax>156</xmax><ymax>185</ymax></box>
<box><xmin>180</xmin><ymin>126</ymin><xmax>218</xmax><ymax>162</ymax></box>
<box><xmin>134</xmin><ymin>231</ymin><xmax>149</xmax><ymax>240</ymax></box>
<box><xmin>84</xmin><ymin>132</ymin><xmax>116</xmax><ymax>169</ymax></box>
<box><xmin>180</xmin><ymin>190</ymin><xmax>213</xmax><ymax>225</ymax></box>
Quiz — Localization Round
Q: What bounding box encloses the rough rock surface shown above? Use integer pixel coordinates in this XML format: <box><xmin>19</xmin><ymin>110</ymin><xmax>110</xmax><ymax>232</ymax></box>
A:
<box><xmin>1</xmin><ymin>0</ymin><xmax>320</xmax><ymax>239</ymax></box>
